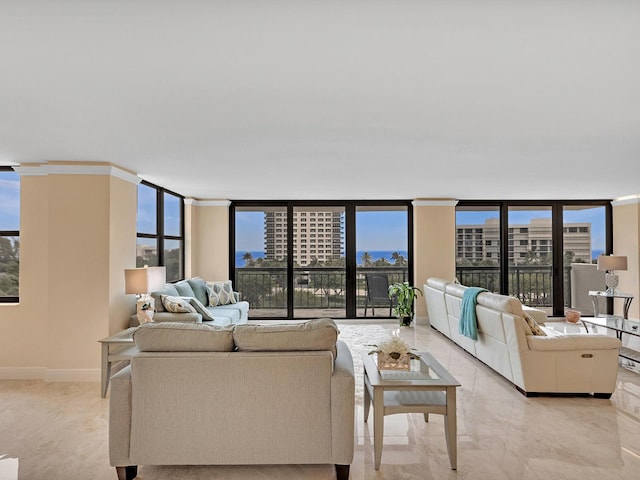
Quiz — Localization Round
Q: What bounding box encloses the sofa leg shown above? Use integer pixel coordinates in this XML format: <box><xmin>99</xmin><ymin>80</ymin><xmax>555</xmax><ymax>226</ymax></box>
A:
<box><xmin>115</xmin><ymin>466</ymin><xmax>138</xmax><ymax>480</ymax></box>
<box><xmin>335</xmin><ymin>464</ymin><xmax>350</xmax><ymax>480</ymax></box>
<box><xmin>594</xmin><ymin>393</ymin><xmax>612</xmax><ymax>399</ymax></box>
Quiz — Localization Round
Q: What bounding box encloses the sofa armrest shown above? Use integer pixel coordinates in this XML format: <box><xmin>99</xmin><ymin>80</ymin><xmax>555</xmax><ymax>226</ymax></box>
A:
<box><xmin>109</xmin><ymin>366</ymin><xmax>133</xmax><ymax>467</ymax></box>
<box><xmin>331</xmin><ymin>340</ymin><xmax>355</xmax><ymax>465</ymax></box>
<box><xmin>527</xmin><ymin>333</ymin><xmax>621</xmax><ymax>351</ymax></box>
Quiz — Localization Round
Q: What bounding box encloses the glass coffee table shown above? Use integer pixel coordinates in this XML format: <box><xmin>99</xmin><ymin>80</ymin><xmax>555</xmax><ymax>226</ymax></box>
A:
<box><xmin>362</xmin><ymin>351</ymin><xmax>461</xmax><ymax>470</ymax></box>
<box><xmin>581</xmin><ymin>315</ymin><xmax>640</xmax><ymax>363</ymax></box>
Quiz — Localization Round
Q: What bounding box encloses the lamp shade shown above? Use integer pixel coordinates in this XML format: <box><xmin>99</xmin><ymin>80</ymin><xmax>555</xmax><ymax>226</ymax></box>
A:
<box><xmin>124</xmin><ymin>266</ymin><xmax>166</xmax><ymax>294</ymax></box>
<box><xmin>597</xmin><ymin>255</ymin><xmax>627</xmax><ymax>272</ymax></box>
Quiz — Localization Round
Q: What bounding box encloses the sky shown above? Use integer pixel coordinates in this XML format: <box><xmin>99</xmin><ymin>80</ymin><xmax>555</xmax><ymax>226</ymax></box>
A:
<box><xmin>0</xmin><ymin>171</ymin><xmax>20</xmax><ymax>230</ymax></box>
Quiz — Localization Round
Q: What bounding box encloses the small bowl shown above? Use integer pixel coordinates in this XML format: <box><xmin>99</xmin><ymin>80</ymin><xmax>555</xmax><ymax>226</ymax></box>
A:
<box><xmin>566</xmin><ymin>310</ymin><xmax>581</xmax><ymax>323</ymax></box>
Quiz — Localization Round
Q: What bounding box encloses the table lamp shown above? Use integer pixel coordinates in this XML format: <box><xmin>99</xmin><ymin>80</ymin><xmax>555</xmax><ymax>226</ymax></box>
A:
<box><xmin>597</xmin><ymin>255</ymin><xmax>627</xmax><ymax>294</ymax></box>
<box><xmin>125</xmin><ymin>266</ymin><xmax>166</xmax><ymax>323</ymax></box>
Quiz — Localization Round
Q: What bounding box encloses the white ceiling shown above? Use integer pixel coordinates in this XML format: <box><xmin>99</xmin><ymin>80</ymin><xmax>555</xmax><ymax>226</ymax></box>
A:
<box><xmin>1</xmin><ymin>0</ymin><xmax>639</xmax><ymax>201</ymax></box>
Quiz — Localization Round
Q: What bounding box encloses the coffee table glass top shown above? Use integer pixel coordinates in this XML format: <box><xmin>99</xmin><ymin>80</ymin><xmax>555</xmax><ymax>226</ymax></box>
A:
<box><xmin>365</xmin><ymin>352</ymin><xmax>460</xmax><ymax>387</ymax></box>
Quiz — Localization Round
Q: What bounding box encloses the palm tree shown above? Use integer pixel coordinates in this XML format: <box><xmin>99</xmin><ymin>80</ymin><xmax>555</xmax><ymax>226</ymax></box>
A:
<box><xmin>361</xmin><ymin>251</ymin><xmax>372</xmax><ymax>266</ymax></box>
<box><xmin>391</xmin><ymin>252</ymin><xmax>406</xmax><ymax>265</ymax></box>
<box><xmin>242</xmin><ymin>252</ymin><xmax>254</xmax><ymax>266</ymax></box>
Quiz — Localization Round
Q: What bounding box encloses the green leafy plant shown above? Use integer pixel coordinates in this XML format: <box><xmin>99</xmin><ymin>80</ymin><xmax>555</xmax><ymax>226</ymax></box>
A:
<box><xmin>388</xmin><ymin>282</ymin><xmax>422</xmax><ymax>325</ymax></box>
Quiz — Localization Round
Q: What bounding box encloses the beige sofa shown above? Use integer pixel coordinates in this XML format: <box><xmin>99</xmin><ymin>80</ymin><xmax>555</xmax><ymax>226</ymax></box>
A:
<box><xmin>424</xmin><ymin>278</ymin><xmax>621</xmax><ymax>398</ymax></box>
<box><xmin>109</xmin><ymin>320</ymin><xmax>354</xmax><ymax>480</ymax></box>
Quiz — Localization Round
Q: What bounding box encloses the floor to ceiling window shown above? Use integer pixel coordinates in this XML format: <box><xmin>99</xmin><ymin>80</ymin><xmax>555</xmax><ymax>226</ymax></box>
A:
<box><xmin>455</xmin><ymin>206</ymin><xmax>501</xmax><ymax>292</ymax></box>
<box><xmin>231</xmin><ymin>201</ymin><xmax>411</xmax><ymax>320</ymax></box>
<box><xmin>0</xmin><ymin>167</ymin><xmax>20</xmax><ymax>303</ymax></box>
<box><xmin>136</xmin><ymin>181</ymin><xmax>185</xmax><ymax>282</ymax></box>
<box><xmin>356</xmin><ymin>206</ymin><xmax>409</xmax><ymax>318</ymax></box>
<box><xmin>456</xmin><ymin>201</ymin><xmax>611</xmax><ymax>316</ymax></box>
<box><xmin>508</xmin><ymin>205</ymin><xmax>554</xmax><ymax>310</ymax></box>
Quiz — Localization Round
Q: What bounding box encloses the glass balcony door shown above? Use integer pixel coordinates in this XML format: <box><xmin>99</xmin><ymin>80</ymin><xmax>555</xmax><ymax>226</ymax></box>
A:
<box><xmin>293</xmin><ymin>206</ymin><xmax>346</xmax><ymax>318</ymax></box>
<box><xmin>507</xmin><ymin>206</ymin><xmax>554</xmax><ymax>314</ymax></box>
<box><xmin>356</xmin><ymin>206</ymin><xmax>410</xmax><ymax>318</ymax></box>
<box><xmin>234</xmin><ymin>206</ymin><xmax>288</xmax><ymax>318</ymax></box>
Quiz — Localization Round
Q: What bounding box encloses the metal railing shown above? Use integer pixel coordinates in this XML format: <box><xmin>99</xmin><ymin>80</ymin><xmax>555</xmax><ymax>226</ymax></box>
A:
<box><xmin>235</xmin><ymin>266</ymin><xmax>408</xmax><ymax>312</ymax></box>
<box><xmin>456</xmin><ymin>265</ymin><xmax>573</xmax><ymax>308</ymax></box>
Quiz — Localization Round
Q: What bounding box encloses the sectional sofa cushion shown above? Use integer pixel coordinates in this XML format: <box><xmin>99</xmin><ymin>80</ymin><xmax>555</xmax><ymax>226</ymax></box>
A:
<box><xmin>186</xmin><ymin>277</ymin><xmax>210</xmax><ymax>306</ymax></box>
<box><xmin>174</xmin><ymin>280</ymin><xmax>196</xmax><ymax>298</ymax></box>
<box><xmin>134</xmin><ymin>322</ymin><xmax>235</xmax><ymax>352</ymax></box>
<box><xmin>151</xmin><ymin>284</ymin><xmax>180</xmax><ymax>312</ymax></box>
<box><xmin>233</xmin><ymin>318</ymin><xmax>339</xmax><ymax>357</ymax></box>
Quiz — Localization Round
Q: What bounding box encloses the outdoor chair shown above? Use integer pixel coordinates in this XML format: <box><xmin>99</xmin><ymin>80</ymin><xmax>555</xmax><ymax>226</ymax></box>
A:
<box><xmin>364</xmin><ymin>273</ymin><xmax>395</xmax><ymax>317</ymax></box>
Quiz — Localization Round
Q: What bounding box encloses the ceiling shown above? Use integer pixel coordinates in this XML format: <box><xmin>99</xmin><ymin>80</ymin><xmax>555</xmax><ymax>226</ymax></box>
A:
<box><xmin>1</xmin><ymin>1</ymin><xmax>639</xmax><ymax>201</ymax></box>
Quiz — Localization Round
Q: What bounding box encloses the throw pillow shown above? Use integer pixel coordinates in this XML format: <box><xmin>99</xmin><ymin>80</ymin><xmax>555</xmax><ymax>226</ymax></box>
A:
<box><xmin>206</xmin><ymin>280</ymin><xmax>237</xmax><ymax>306</ymax></box>
<box><xmin>187</xmin><ymin>297</ymin><xmax>215</xmax><ymax>321</ymax></box>
<box><xmin>523</xmin><ymin>311</ymin><xmax>546</xmax><ymax>336</ymax></box>
<box><xmin>161</xmin><ymin>294</ymin><xmax>197</xmax><ymax>314</ymax></box>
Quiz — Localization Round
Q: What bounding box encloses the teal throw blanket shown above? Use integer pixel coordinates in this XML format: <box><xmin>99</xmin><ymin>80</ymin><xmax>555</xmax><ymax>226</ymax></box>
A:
<box><xmin>459</xmin><ymin>287</ymin><xmax>487</xmax><ymax>341</ymax></box>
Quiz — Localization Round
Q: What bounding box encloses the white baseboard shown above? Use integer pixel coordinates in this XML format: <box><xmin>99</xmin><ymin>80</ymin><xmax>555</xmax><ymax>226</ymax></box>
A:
<box><xmin>0</xmin><ymin>367</ymin><xmax>100</xmax><ymax>382</ymax></box>
<box><xmin>0</xmin><ymin>367</ymin><xmax>46</xmax><ymax>380</ymax></box>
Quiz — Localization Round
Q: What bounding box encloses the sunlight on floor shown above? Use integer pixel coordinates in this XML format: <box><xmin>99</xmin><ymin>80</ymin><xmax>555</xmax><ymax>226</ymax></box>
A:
<box><xmin>0</xmin><ymin>454</ymin><xmax>19</xmax><ymax>480</ymax></box>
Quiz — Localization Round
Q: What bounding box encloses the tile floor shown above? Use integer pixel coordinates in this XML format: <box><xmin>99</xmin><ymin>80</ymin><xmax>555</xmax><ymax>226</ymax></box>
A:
<box><xmin>1</xmin><ymin>321</ymin><xmax>639</xmax><ymax>480</ymax></box>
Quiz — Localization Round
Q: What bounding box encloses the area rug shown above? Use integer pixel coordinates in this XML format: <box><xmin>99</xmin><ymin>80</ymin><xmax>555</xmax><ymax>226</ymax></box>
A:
<box><xmin>337</xmin><ymin>324</ymin><xmax>390</xmax><ymax>402</ymax></box>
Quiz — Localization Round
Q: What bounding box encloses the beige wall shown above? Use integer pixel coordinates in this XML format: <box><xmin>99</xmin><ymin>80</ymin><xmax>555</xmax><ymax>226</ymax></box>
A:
<box><xmin>189</xmin><ymin>201</ymin><xmax>230</xmax><ymax>281</ymax></box>
<box><xmin>613</xmin><ymin>199</ymin><xmax>640</xmax><ymax>320</ymax></box>
<box><xmin>413</xmin><ymin>200</ymin><xmax>457</xmax><ymax>323</ymax></box>
<box><xmin>0</xmin><ymin>175</ymin><xmax>49</xmax><ymax>374</ymax></box>
<box><xmin>0</xmin><ymin>164</ymin><xmax>138</xmax><ymax>380</ymax></box>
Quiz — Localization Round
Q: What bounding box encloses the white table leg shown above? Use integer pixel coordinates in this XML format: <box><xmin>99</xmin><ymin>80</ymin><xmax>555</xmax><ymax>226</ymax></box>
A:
<box><xmin>364</xmin><ymin>377</ymin><xmax>371</xmax><ymax>422</ymax></box>
<box><xmin>101</xmin><ymin>343</ymin><xmax>110</xmax><ymax>398</ymax></box>
<box><xmin>444</xmin><ymin>386</ymin><xmax>457</xmax><ymax>470</ymax></box>
<box><xmin>373</xmin><ymin>387</ymin><xmax>384</xmax><ymax>470</ymax></box>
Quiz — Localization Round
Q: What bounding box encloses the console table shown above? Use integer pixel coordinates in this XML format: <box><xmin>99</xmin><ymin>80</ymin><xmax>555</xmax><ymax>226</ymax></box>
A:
<box><xmin>588</xmin><ymin>290</ymin><xmax>634</xmax><ymax>319</ymax></box>
<box><xmin>98</xmin><ymin>327</ymin><xmax>138</xmax><ymax>397</ymax></box>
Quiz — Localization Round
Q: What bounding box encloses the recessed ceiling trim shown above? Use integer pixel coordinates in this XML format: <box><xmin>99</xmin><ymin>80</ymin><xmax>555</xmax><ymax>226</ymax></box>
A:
<box><xmin>187</xmin><ymin>199</ymin><xmax>231</xmax><ymax>207</ymax></box>
<box><xmin>612</xmin><ymin>195</ymin><xmax>640</xmax><ymax>207</ymax></box>
<box><xmin>13</xmin><ymin>163</ymin><xmax>140</xmax><ymax>184</ymax></box>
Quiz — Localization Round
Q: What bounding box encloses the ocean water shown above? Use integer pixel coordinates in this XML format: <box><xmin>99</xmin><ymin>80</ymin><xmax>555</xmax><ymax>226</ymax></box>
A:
<box><xmin>235</xmin><ymin>250</ymin><xmax>408</xmax><ymax>267</ymax></box>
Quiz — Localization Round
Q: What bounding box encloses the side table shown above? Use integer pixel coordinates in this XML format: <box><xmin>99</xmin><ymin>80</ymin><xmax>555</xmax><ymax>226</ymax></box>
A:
<box><xmin>588</xmin><ymin>290</ymin><xmax>634</xmax><ymax>319</ymax></box>
<box><xmin>98</xmin><ymin>327</ymin><xmax>138</xmax><ymax>397</ymax></box>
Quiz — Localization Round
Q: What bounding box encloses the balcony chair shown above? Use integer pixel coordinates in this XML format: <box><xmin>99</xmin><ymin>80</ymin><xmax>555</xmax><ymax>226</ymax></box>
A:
<box><xmin>364</xmin><ymin>273</ymin><xmax>395</xmax><ymax>317</ymax></box>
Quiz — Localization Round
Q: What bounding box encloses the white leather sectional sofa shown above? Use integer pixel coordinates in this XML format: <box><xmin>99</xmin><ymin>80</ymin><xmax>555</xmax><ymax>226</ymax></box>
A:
<box><xmin>424</xmin><ymin>277</ymin><xmax>621</xmax><ymax>398</ymax></box>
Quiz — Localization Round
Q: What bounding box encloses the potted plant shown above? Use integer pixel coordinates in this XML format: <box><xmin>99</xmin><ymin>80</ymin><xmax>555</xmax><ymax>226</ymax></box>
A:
<box><xmin>388</xmin><ymin>282</ymin><xmax>422</xmax><ymax>327</ymax></box>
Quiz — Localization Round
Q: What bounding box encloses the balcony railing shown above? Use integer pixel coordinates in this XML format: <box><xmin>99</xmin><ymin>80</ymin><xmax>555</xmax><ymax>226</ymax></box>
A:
<box><xmin>456</xmin><ymin>265</ymin><xmax>574</xmax><ymax>308</ymax></box>
<box><xmin>235</xmin><ymin>266</ymin><xmax>408</xmax><ymax>313</ymax></box>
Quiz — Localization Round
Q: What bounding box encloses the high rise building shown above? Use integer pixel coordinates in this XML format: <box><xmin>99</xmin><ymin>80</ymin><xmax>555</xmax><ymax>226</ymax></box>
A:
<box><xmin>264</xmin><ymin>209</ymin><xmax>345</xmax><ymax>266</ymax></box>
<box><xmin>456</xmin><ymin>218</ymin><xmax>592</xmax><ymax>264</ymax></box>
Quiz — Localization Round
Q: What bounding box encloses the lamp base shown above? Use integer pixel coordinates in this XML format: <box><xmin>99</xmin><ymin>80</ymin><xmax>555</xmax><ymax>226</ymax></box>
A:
<box><xmin>605</xmin><ymin>273</ymin><xmax>619</xmax><ymax>295</ymax></box>
<box><xmin>136</xmin><ymin>295</ymin><xmax>155</xmax><ymax>324</ymax></box>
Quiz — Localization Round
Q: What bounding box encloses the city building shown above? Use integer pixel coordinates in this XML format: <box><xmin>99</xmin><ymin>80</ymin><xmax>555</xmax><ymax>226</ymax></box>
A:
<box><xmin>264</xmin><ymin>210</ymin><xmax>345</xmax><ymax>266</ymax></box>
<box><xmin>456</xmin><ymin>218</ymin><xmax>592</xmax><ymax>264</ymax></box>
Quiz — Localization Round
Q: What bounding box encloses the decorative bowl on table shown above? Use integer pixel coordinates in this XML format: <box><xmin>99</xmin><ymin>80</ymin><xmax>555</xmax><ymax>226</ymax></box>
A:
<box><xmin>566</xmin><ymin>310</ymin><xmax>581</xmax><ymax>323</ymax></box>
